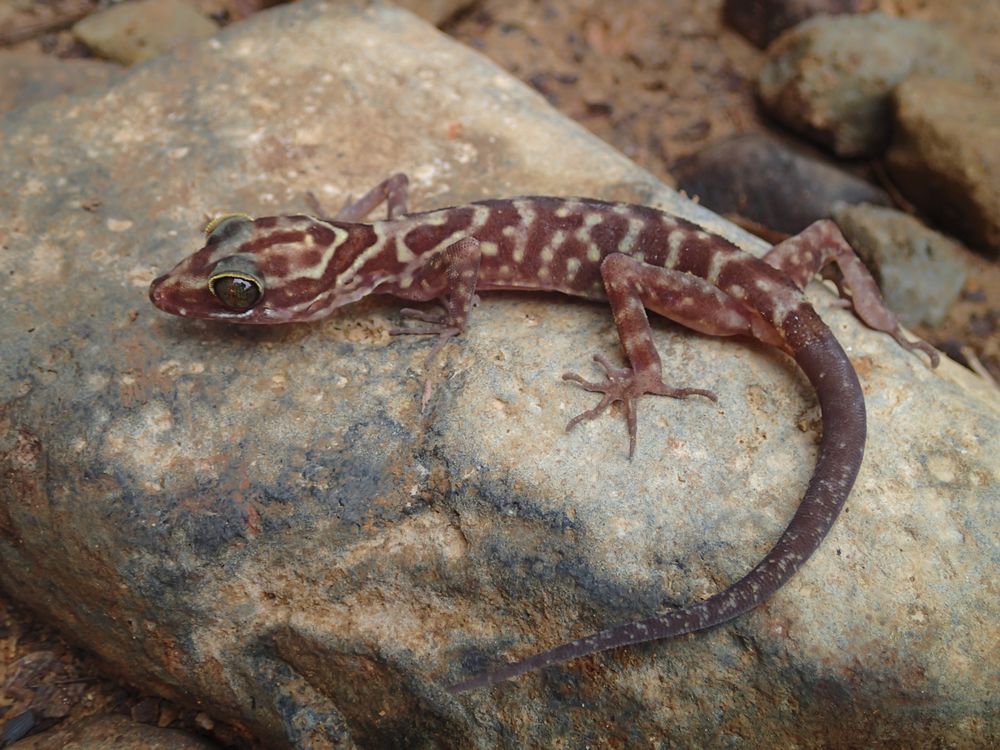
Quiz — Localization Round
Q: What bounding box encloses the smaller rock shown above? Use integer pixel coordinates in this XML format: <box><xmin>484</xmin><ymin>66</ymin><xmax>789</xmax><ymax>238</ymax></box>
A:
<box><xmin>1</xmin><ymin>710</ymin><xmax>36</xmax><ymax>745</ymax></box>
<box><xmin>193</xmin><ymin>712</ymin><xmax>215</xmax><ymax>732</ymax></box>
<box><xmin>13</xmin><ymin>713</ymin><xmax>221</xmax><ymax>750</ymax></box>
<box><xmin>671</xmin><ymin>132</ymin><xmax>890</xmax><ymax>236</ymax></box>
<box><xmin>73</xmin><ymin>0</ymin><xmax>218</xmax><ymax>65</ymax></box>
<box><xmin>757</xmin><ymin>12</ymin><xmax>974</xmax><ymax>157</ymax></box>
<box><xmin>832</xmin><ymin>202</ymin><xmax>966</xmax><ymax>327</ymax></box>
<box><xmin>130</xmin><ymin>697</ymin><xmax>162</xmax><ymax>725</ymax></box>
<box><xmin>886</xmin><ymin>77</ymin><xmax>1000</xmax><ymax>255</ymax></box>
<box><xmin>393</xmin><ymin>0</ymin><xmax>475</xmax><ymax>26</ymax></box>
<box><xmin>723</xmin><ymin>0</ymin><xmax>872</xmax><ymax>49</ymax></box>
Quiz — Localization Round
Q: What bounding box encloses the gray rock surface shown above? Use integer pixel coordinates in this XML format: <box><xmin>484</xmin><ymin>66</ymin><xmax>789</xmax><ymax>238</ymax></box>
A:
<box><xmin>832</xmin><ymin>202</ymin><xmax>966</xmax><ymax>327</ymax></box>
<box><xmin>886</xmin><ymin>77</ymin><xmax>1000</xmax><ymax>255</ymax></box>
<box><xmin>0</xmin><ymin>51</ymin><xmax>121</xmax><ymax>116</ymax></box>
<box><xmin>0</xmin><ymin>1</ymin><xmax>997</xmax><ymax>748</ymax></box>
<box><xmin>758</xmin><ymin>12</ymin><xmax>975</xmax><ymax>157</ymax></box>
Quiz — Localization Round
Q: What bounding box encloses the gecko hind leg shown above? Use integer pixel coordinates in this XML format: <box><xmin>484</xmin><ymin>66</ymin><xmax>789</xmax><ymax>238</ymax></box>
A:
<box><xmin>563</xmin><ymin>253</ymin><xmax>769</xmax><ymax>457</ymax></box>
<box><xmin>765</xmin><ymin>220</ymin><xmax>939</xmax><ymax>366</ymax></box>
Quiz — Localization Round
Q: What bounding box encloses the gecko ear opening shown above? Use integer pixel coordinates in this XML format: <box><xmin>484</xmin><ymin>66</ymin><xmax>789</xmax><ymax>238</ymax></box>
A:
<box><xmin>204</xmin><ymin>213</ymin><xmax>255</xmax><ymax>242</ymax></box>
<box><xmin>208</xmin><ymin>256</ymin><xmax>263</xmax><ymax>312</ymax></box>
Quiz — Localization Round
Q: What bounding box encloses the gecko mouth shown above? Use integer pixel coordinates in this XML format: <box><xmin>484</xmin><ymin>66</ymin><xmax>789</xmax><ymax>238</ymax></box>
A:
<box><xmin>148</xmin><ymin>274</ymin><xmax>195</xmax><ymax>317</ymax></box>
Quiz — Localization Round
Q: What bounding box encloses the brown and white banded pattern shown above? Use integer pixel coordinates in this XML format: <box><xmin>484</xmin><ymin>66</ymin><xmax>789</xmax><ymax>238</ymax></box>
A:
<box><xmin>149</xmin><ymin>173</ymin><xmax>937</xmax><ymax>694</ymax></box>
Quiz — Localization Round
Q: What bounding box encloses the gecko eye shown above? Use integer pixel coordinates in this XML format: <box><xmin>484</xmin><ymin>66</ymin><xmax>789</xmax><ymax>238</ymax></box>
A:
<box><xmin>208</xmin><ymin>256</ymin><xmax>263</xmax><ymax>312</ymax></box>
<box><xmin>204</xmin><ymin>213</ymin><xmax>254</xmax><ymax>242</ymax></box>
<box><xmin>210</xmin><ymin>274</ymin><xmax>262</xmax><ymax>311</ymax></box>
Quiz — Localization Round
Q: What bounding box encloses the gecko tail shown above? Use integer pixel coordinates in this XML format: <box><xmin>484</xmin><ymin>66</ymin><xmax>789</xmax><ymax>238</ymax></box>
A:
<box><xmin>445</xmin><ymin>601</ymin><xmax>717</xmax><ymax>693</ymax></box>
<box><xmin>447</xmin><ymin>322</ymin><xmax>865</xmax><ymax>694</ymax></box>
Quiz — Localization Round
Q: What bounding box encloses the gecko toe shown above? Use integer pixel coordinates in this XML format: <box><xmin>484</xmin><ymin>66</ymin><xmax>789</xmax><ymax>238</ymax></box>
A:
<box><xmin>650</xmin><ymin>384</ymin><xmax>719</xmax><ymax>402</ymax></box>
<box><xmin>891</xmin><ymin>328</ymin><xmax>940</xmax><ymax>368</ymax></box>
<box><xmin>397</xmin><ymin>306</ymin><xmax>447</xmax><ymax>325</ymax></box>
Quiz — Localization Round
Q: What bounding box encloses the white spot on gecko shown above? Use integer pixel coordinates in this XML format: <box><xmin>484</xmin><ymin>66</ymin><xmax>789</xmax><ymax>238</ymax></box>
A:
<box><xmin>424</xmin><ymin>212</ymin><xmax>450</xmax><ymax>226</ymax></box>
<box><xmin>667</xmin><ymin>229</ymin><xmax>686</xmax><ymax>267</ymax></box>
<box><xmin>565</xmin><ymin>256</ymin><xmax>581</xmax><ymax>279</ymax></box>
<box><xmin>618</xmin><ymin>216</ymin><xmax>644</xmax><ymax>255</ymax></box>
<box><xmin>706</xmin><ymin>252</ymin><xmax>731</xmax><ymax>284</ymax></box>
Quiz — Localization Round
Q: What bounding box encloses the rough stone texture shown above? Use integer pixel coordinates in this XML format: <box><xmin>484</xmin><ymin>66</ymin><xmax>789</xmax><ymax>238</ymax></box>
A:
<box><xmin>886</xmin><ymin>77</ymin><xmax>1000</xmax><ymax>255</ymax></box>
<box><xmin>832</xmin><ymin>203</ymin><xmax>967</xmax><ymax>327</ymax></box>
<box><xmin>72</xmin><ymin>0</ymin><xmax>218</xmax><ymax>65</ymax></box>
<box><xmin>0</xmin><ymin>51</ymin><xmax>121</xmax><ymax>116</ymax></box>
<box><xmin>0</xmin><ymin>1</ymin><xmax>997</xmax><ymax>748</ymax></box>
<box><xmin>15</xmin><ymin>714</ymin><xmax>220</xmax><ymax>750</ymax></box>
<box><xmin>723</xmin><ymin>0</ymin><xmax>872</xmax><ymax>48</ymax></box>
<box><xmin>672</xmin><ymin>132</ymin><xmax>890</xmax><ymax>236</ymax></box>
<box><xmin>757</xmin><ymin>12</ymin><xmax>975</xmax><ymax>157</ymax></box>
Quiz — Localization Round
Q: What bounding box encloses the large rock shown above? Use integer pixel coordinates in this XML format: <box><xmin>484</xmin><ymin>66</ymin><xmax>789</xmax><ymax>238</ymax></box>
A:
<box><xmin>886</xmin><ymin>77</ymin><xmax>1000</xmax><ymax>255</ymax></box>
<box><xmin>0</xmin><ymin>1</ymin><xmax>997</xmax><ymax>747</ymax></box>
<box><xmin>757</xmin><ymin>13</ymin><xmax>975</xmax><ymax>157</ymax></box>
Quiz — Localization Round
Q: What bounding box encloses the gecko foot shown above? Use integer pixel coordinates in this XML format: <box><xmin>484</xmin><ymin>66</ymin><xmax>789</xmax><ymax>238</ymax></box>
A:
<box><xmin>389</xmin><ymin>310</ymin><xmax>463</xmax><ymax>411</ymax></box>
<box><xmin>821</xmin><ymin>273</ymin><xmax>940</xmax><ymax>368</ymax></box>
<box><xmin>563</xmin><ymin>353</ymin><xmax>717</xmax><ymax>458</ymax></box>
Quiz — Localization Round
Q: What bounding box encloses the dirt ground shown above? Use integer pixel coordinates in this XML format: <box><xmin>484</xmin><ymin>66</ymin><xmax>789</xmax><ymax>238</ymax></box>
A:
<box><xmin>1</xmin><ymin>0</ymin><xmax>997</xmax><ymax>744</ymax></box>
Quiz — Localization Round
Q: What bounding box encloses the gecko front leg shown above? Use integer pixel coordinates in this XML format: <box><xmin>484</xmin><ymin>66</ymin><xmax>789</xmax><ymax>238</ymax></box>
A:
<box><xmin>563</xmin><ymin>253</ymin><xmax>770</xmax><ymax>457</ymax></box>
<box><xmin>389</xmin><ymin>237</ymin><xmax>483</xmax><ymax>406</ymax></box>
<box><xmin>333</xmin><ymin>172</ymin><xmax>411</xmax><ymax>221</ymax></box>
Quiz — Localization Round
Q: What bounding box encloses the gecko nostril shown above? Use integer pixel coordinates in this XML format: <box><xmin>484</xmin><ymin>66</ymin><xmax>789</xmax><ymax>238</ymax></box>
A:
<box><xmin>149</xmin><ymin>274</ymin><xmax>168</xmax><ymax>304</ymax></box>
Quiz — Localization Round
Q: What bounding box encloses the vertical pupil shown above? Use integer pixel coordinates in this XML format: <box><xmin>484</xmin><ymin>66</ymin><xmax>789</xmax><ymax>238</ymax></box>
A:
<box><xmin>213</xmin><ymin>276</ymin><xmax>261</xmax><ymax>311</ymax></box>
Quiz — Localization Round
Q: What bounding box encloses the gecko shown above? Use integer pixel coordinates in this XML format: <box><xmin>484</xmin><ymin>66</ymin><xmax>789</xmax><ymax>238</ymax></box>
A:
<box><xmin>148</xmin><ymin>173</ymin><xmax>938</xmax><ymax>693</ymax></box>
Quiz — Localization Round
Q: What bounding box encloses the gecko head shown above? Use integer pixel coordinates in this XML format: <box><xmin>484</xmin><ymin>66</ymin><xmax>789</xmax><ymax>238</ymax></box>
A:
<box><xmin>149</xmin><ymin>213</ymin><xmax>363</xmax><ymax>324</ymax></box>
